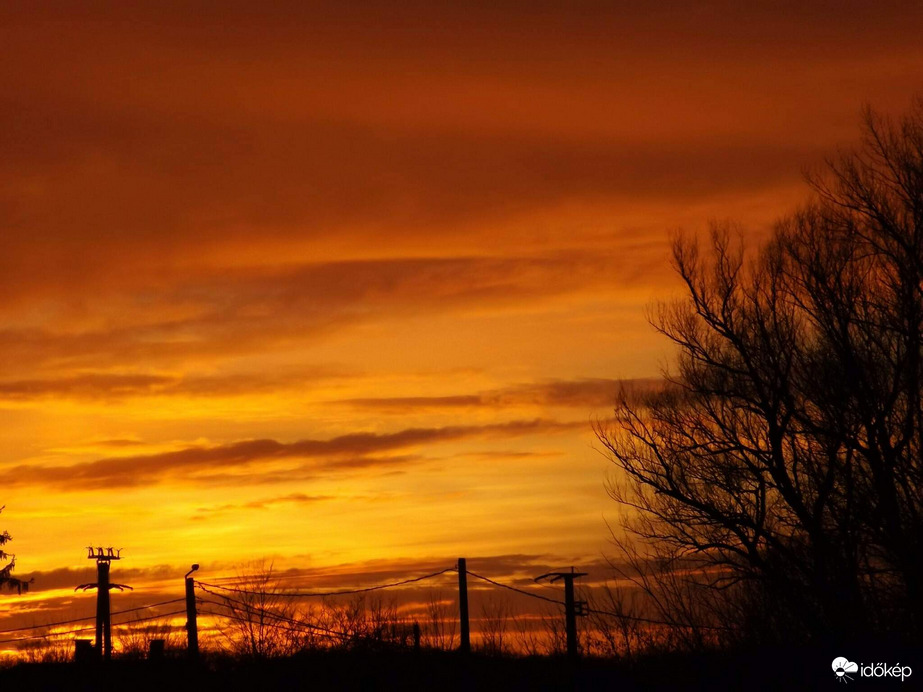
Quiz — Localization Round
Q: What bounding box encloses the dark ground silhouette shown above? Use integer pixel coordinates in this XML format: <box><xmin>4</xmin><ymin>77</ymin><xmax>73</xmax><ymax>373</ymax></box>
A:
<box><xmin>4</xmin><ymin>643</ymin><xmax>918</xmax><ymax>691</ymax></box>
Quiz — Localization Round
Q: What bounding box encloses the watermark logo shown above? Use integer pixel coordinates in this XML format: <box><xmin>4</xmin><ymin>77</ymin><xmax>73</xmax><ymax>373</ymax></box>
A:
<box><xmin>832</xmin><ymin>657</ymin><xmax>858</xmax><ymax>683</ymax></box>
<box><xmin>832</xmin><ymin>657</ymin><xmax>912</xmax><ymax>683</ymax></box>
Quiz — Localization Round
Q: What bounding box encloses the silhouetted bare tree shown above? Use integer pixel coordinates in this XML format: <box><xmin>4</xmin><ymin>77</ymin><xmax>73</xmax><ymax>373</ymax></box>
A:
<box><xmin>597</xmin><ymin>100</ymin><xmax>923</xmax><ymax>646</ymax></box>
<box><xmin>210</xmin><ymin>560</ymin><xmax>304</xmax><ymax>658</ymax></box>
<box><xmin>478</xmin><ymin>596</ymin><xmax>510</xmax><ymax>655</ymax></box>
<box><xmin>117</xmin><ymin>615</ymin><xmax>182</xmax><ymax>659</ymax></box>
<box><xmin>318</xmin><ymin>594</ymin><xmax>412</xmax><ymax>651</ymax></box>
<box><xmin>423</xmin><ymin>592</ymin><xmax>458</xmax><ymax>651</ymax></box>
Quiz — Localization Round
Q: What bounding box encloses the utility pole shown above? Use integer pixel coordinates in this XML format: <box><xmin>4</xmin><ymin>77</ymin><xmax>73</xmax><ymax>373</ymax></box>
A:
<box><xmin>457</xmin><ymin>557</ymin><xmax>470</xmax><ymax>654</ymax></box>
<box><xmin>76</xmin><ymin>547</ymin><xmax>132</xmax><ymax>661</ymax></box>
<box><xmin>185</xmin><ymin>564</ymin><xmax>199</xmax><ymax>659</ymax></box>
<box><xmin>536</xmin><ymin>567</ymin><xmax>588</xmax><ymax>660</ymax></box>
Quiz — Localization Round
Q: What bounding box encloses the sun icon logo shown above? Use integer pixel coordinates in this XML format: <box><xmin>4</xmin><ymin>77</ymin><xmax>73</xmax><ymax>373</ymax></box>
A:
<box><xmin>832</xmin><ymin>657</ymin><xmax>859</xmax><ymax>683</ymax></box>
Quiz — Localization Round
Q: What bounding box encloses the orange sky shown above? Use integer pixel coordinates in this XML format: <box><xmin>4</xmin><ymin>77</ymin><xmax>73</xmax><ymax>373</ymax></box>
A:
<box><xmin>2</xmin><ymin>0</ymin><xmax>923</xmax><ymax>639</ymax></box>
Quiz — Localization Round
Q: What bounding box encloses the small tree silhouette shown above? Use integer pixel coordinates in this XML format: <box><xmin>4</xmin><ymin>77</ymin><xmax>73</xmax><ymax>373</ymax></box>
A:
<box><xmin>0</xmin><ymin>507</ymin><xmax>28</xmax><ymax>594</ymax></box>
<box><xmin>211</xmin><ymin>560</ymin><xmax>303</xmax><ymax>658</ymax></box>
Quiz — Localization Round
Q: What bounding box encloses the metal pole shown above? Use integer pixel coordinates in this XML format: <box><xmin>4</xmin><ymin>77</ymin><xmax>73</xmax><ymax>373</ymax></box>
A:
<box><xmin>99</xmin><ymin>561</ymin><xmax>112</xmax><ymax>661</ymax></box>
<box><xmin>78</xmin><ymin>548</ymin><xmax>129</xmax><ymax>663</ymax></box>
<box><xmin>458</xmin><ymin>557</ymin><xmax>470</xmax><ymax>654</ymax></box>
<box><xmin>563</xmin><ymin>575</ymin><xmax>578</xmax><ymax>660</ymax></box>
<box><xmin>185</xmin><ymin>564</ymin><xmax>199</xmax><ymax>659</ymax></box>
<box><xmin>94</xmin><ymin>562</ymin><xmax>104</xmax><ymax>659</ymax></box>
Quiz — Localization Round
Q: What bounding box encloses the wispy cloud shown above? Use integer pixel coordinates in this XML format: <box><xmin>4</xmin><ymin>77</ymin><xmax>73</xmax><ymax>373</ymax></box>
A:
<box><xmin>0</xmin><ymin>369</ymin><xmax>341</xmax><ymax>401</ymax></box>
<box><xmin>340</xmin><ymin>377</ymin><xmax>663</xmax><ymax>412</ymax></box>
<box><xmin>4</xmin><ymin>419</ymin><xmax>582</xmax><ymax>491</ymax></box>
<box><xmin>0</xmin><ymin>253</ymin><xmax>648</xmax><ymax>377</ymax></box>
<box><xmin>0</xmin><ymin>372</ymin><xmax>662</xmax><ymax>408</ymax></box>
<box><xmin>192</xmin><ymin>492</ymin><xmax>336</xmax><ymax>519</ymax></box>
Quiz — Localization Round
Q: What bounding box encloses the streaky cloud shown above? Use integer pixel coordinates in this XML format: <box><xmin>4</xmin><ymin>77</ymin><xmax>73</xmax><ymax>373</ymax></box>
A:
<box><xmin>5</xmin><ymin>418</ymin><xmax>583</xmax><ymax>491</ymax></box>
<box><xmin>340</xmin><ymin>377</ymin><xmax>664</xmax><ymax>411</ymax></box>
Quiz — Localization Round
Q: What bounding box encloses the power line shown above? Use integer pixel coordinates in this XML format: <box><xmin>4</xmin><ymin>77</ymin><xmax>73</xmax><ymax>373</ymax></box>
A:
<box><xmin>203</xmin><ymin>569</ymin><xmax>415</xmax><ymax>584</ymax></box>
<box><xmin>0</xmin><ymin>614</ymin><xmax>95</xmax><ymax>635</ymax></box>
<box><xmin>196</xmin><ymin>596</ymin><xmax>352</xmax><ymax>641</ymax></box>
<box><xmin>0</xmin><ymin>623</ymin><xmax>96</xmax><ymax>644</ymax></box>
<box><xmin>465</xmin><ymin>569</ymin><xmax>735</xmax><ymax>632</ymax></box>
<box><xmin>197</xmin><ymin>609</ymin><xmax>349</xmax><ymax>643</ymax></box>
<box><xmin>0</xmin><ymin>609</ymin><xmax>187</xmax><ymax>645</ymax></box>
<box><xmin>112</xmin><ymin>598</ymin><xmax>186</xmax><ymax>615</ymax></box>
<box><xmin>0</xmin><ymin>598</ymin><xmax>185</xmax><ymax>636</ymax></box>
<box><xmin>583</xmin><ymin>605</ymin><xmax>736</xmax><ymax>631</ymax></box>
<box><xmin>464</xmin><ymin>570</ymin><xmax>565</xmax><ymax>606</ymax></box>
<box><xmin>109</xmin><ymin>608</ymin><xmax>188</xmax><ymax>628</ymax></box>
<box><xmin>0</xmin><ymin>562</ymin><xmax>738</xmax><ymax>651</ymax></box>
<box><xmin>195</xmin><ymin>567</ymin><xmax>455</xmax><ymax>598</ymax></box>
<box><xmin>196</xmin><ymin>592</ymin><xmax>350</xmax><ymax>639</ymax></box>
<box><xmin>199</xmin><ymin>607</ymin><xmax>348</xmax><ymax>641</ymax></box>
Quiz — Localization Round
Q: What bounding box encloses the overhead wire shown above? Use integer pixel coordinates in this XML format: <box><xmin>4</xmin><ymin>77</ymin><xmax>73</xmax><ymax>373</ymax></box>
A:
<box><xmin>0</xmin><ymin>564</ymin><xmax>737</xmax><ymax>648</ymax></box>
<box><xmin>0</xmin><ymin>597</ymin><xmax>186</xmax><ymax>636</ymax></box>
<box><xmin>0</xmin><ymin>614</ymin><xmax>95</xmax><ymax>635</ymax></box>
<box><xmin>195</xmin><ymin>567</ymin><xmax>455</xmax><ymax>598</ymax></box>
<box><xmin>583</xmin><ymin>604</ymin><xmax>736</xmax><ymax>631</ymax></box>
<box><xmin>464</xmin><ymin>570</ymin><xmax>565</xmax><ymax>606</ymax></box>
<box><xmin>464</xmin><ymin>570</ymin><xmax>735</xmax><ymax>631</ymax></box>
<box><xmin>196</xmin><ymin>592</ymin><xmax>349</xmax><ymax>638</ymax></box>
<box><xmin>197</xmin><ymin>609</ymin><xmax>351</xmax><ymax>643</ymax></box>
<box><xmin>0</xmin><ymin>608</ymin><xmax>188</xmax><ymax>644</ymax></box>
<box><xmin>196</xmin><ymin>596</ymin><xmax>352</xmax><ymax>641</ymax></box>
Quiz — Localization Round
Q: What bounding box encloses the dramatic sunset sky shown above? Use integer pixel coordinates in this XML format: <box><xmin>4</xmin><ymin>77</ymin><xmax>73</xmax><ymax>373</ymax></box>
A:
<box><xmin>2</xmin><ymin>1</ymin><xmax>923</xmax><ymax>632</ymax></box>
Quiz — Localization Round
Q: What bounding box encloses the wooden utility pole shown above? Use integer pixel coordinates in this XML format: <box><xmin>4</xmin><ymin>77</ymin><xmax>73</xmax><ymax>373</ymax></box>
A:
<box><xmin>185</xmin><ymin>564</ymin><xmax>199</xmax><ymax>659</ymax></box>
<box><xmin>76</xmin><ymin>547</ymin><xmax>131</xmax><ymax>661</ymax></box>
<box><xmin>457</xmin><ymin>557</ymin><xmax>470</xmax><ymax>654</ymax></box>
<box><xmin>536</xmin><ymin>567</ymin><xmax>588</xmax><ymax>660</ymax></box>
